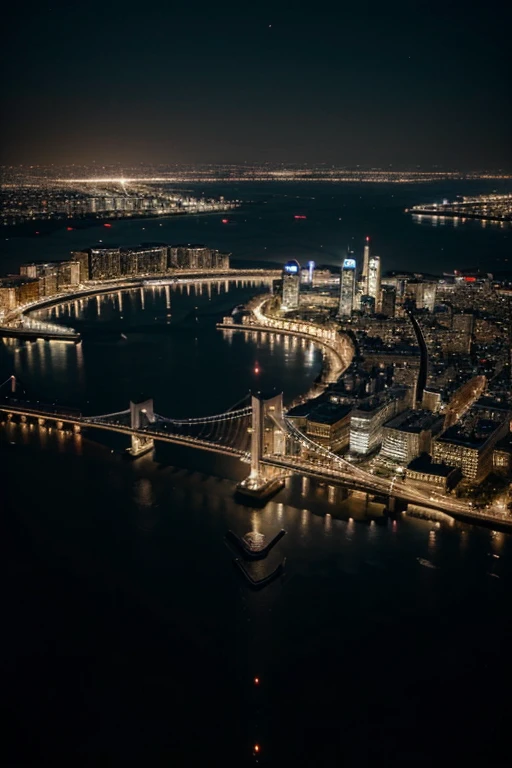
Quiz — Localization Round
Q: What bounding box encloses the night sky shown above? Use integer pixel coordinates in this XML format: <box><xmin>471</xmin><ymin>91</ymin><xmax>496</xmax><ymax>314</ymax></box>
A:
<box><xmin>2</xmin><ymin>1</ymin><xmax>511</xmax><ymax>168</ymax></box>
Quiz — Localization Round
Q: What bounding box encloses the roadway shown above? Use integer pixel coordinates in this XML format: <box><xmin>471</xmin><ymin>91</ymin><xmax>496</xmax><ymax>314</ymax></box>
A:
<box><xmin>0</xmin><ymin>268</ymin><xmax>281</xmax><ymax>341</ymax></box>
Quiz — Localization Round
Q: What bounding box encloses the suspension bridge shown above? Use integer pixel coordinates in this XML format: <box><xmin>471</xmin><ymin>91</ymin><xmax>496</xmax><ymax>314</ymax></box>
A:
<box><xmin>0</xmin><ymin>374</ymin><xmax>488</xmax><ymax>520</ymax></box>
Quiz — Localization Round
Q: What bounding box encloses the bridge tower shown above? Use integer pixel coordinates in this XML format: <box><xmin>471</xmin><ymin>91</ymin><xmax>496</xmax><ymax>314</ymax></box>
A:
<box><xmin>10</xmin><ymin>375</ymin><xmax>16</xmax><ymax>394</ymax></box>
<box><xmin>128</xmin><ymin>398</ymin><xmax>155</xmax><ymax>457</ymax></box>
<box><xmin>237</xmin><ymin>392</ymin><xmax>286</xmax><ymax>499</ymax></box>
<box><xmin>250</xmin><ymin>391</ymin><xmax>285</xmax><ymax>480</ymax></box>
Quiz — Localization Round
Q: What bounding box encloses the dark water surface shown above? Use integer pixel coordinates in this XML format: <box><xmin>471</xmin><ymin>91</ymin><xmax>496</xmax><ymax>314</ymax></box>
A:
<box><xmin>2</xmin><ymin>186</ymin><xmax>512</xmax><ymax>766</ymax></box>
<box><xmin>1</xmin><ymin>180</ymin><xmax>511</xmax><ymax>276</ymax></box>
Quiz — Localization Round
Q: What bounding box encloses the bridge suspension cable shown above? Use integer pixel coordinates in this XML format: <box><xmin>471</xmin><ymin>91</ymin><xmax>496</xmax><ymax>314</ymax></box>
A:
<box><xmin>81</xmin><ymin>408</ymin><xmax>131</xmax><ymax>422</ymax></box>
<box><xmin>154</xmin><ymin>405</ymin><xmax>252</xmax><ymax>426</ymax></box>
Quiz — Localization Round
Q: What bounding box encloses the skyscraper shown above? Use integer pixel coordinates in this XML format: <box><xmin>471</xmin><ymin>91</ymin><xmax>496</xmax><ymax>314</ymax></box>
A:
<box><xmin>338</xmin><ymin>257</ymin><xmax>356</xmax><ymax>318</ymax></box>
<box><xmin>361</xmin><ymin>236</ymin><xmax>371</xmax><ymax>292</ymax></box>
<box><xmin>368</xmin><ymin>255</ymin><xmax>382</xmax><ymax>311</ymax></box>
<box><xmin>282</xmin><ymin>260</ymin><xmax>301</xmax><ymax>310</ymax></box>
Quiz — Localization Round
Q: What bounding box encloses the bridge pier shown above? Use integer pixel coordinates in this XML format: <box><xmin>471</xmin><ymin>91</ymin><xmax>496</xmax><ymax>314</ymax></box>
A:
<box><xmin>38</xmin><ymin>417</ymin><xmax>46</xmax><ymax>426</ymax></box>
<box><xmin>127</xmin><ymin>434</ymin><xmax>154</xmax><ymax>457</ymax></box>
<box><xmin>73</xmin><ymin>424</ymin><xmax>81</xmax><ymax>434</ymax></box>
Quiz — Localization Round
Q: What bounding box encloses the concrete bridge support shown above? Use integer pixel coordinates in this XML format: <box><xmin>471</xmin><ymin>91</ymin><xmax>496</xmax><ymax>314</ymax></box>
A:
<box><xmin>128</xmin><ymin>434</ymin><xmax>154</xmax><ymax>457</ymax></box>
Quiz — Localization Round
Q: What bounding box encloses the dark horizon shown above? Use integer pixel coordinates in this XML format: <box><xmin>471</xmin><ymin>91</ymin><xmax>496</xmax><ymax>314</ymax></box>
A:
<box><xmin>3</xmin><ymin>2</ymin><xmax>512</xmax><ymax>170</ymax></box>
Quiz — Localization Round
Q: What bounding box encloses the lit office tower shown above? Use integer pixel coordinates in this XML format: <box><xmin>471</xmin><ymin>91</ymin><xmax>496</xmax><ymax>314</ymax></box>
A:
<box><xmin>338</xmin><ymin>257</ymin><xmax>357</xmax><ymax>317</ymax></box>
<box><xmin>361</xmin><ymin>236</ymin><xmax>371</xmax><ymax>292</ymax></box>
<box><xmin>368</xmin><ymin>255</ymin><xmax>382</xmax><ymax>311</ymax></box>
<box><xmin>281</xmin><ymin>260</ymin><xmax>301</xmax><ymax>310</ymax></box>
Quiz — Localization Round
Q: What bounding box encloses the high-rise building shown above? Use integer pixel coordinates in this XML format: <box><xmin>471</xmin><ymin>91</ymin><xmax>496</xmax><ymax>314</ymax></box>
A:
<box><xmin>57</xmin><ymin>261</ymin><xmax>81</xmax><ymax>288</ymax></box>
<box><xmin>38</xmin><ymin>270</ymin><xmax>58</xmax><ymax>297</ymax></box>
<box><xmin>281</xmin><ymin>260</ymin><xmax>301</xmax><ymax>310</ymax></box>
<box><xmin>168</xmin><ymin>244</ymin><xmax>230</xmax><ymax>270</ymax></box>
<box><xmin>338</xmin><ymin>257</ymin><xmax>357</xmax><ymax>317</ymax></box>
<box><xmin>361</xmin><ymin>236</ymin><xmax>371</xmax><ymax>293</ymax></box>
<box><xmin>120</xmin><ymin>245</ymin><xmax>167</xmax><ymax>276</ymax></box>
<box><xmin>367</xmin><ymin>255</ymin><xmax>382</xmax><ymax>310</ymax></box>
<box><xmin>71</xmin><ymin>251</ymin><xmax>91</xmax><ymax>282</ymax></box>
<box><xmin>20</xmin><ymin>262</ymin><xmax>57</xmax><ymax>279</ymax></box>
<box><xmin>89</xmin><ymin>248</ymin><xmax>121</xmax><ymax>280</ymax></box>
<box><xmin>380</xmin><ymin>285</ymin><xmax>396</xmax><ymax>317</ymax></box>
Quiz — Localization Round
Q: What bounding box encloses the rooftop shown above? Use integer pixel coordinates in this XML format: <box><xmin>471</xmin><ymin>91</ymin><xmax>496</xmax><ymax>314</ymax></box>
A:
<box><xmin>384</xmin><ymin>409</ymin><xmax>443</xmax><ymax>434</ymax></box>
<box><xmin>436</xmin><ymin>419</ymin><xmax>505</xmax><ymax>449</ymax></box>
<box><xmin>407</xmin><ymin>454</ymin><xmax>457</xmax><ymax>477</ymax></box>
<box><xmin>307</xmin><ymin>403</ymin><xmax>352</xmax><ymax>425</ymax></box>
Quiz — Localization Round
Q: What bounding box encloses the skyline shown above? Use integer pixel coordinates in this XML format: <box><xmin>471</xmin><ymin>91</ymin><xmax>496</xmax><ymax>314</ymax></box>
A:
<box><xmin>3</xmin><ymin>2</ymin><xmax>511</xmax><ymax>169</ymax></box>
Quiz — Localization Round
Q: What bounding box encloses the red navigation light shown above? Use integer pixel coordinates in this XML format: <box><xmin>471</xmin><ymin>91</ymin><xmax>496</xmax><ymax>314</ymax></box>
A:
<box><xmin>464</xmin><ymin>276</ymin><xmax>476</xmax><ymax>283</ymax></box>
<box><xmin>103</xmin><ymin>223</ymin><xmax>112</xmax><ymax>228</ymax></box>
<box><xmin>66</xmin><ymin>226</ymin><xmax>73</xmax><ymax>231</ymax></box>
<box><xmin>222</xmin><ymin>218</ymin><xmax>229</xmax><ymax>224</ymax></box>
<box><xmin>366</xmin><ymin>236</ymin><xmax>370</xmax><ymax>242</ymax></box>
<box><xmin>254</xmin><ymin>744</ymin><xmax>260</xmax><ymax>754</ymax></box>
<box><xmin>294</xmin><ymin>214</ymin><xmax>306</xmax><ymax>219</ymax></box>
<box><xmin>254</xmin><ymin>677</ymin><xmax>260</xmax><ymax>685</ymax></box>
<box><xmin>35</xmin><ymin>231</ymin><xmax>40</xmax><ymax>234</ymax></box>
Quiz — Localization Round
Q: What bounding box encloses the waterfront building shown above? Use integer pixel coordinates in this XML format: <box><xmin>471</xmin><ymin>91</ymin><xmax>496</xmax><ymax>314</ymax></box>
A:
<box><xmin>168</xmin><ymin>244</ymin><xmax>230</xmax><ymax>270</ymax></box>
<box><xmin>89</xmin><ymin>247</ymin><xmax>121</xmax><ymax>280</ymax></box>
<box><xmin>367</xmin><ymin>255</ymin><xmax>382</xmax><ymax>311</ymax></box>
<box><xmin>20</xmin><ymin>262</ymin><xmax>57</xmax><ymax>279</ymax></box>
<box><xmin>57</xmin><ymin>260</ymin><xmax>81</xmax><ymax>288</ymax></box>
<box><xmin>338</xmin><ymin>257</ymin><xmax>356</xmax><ymax>317</ymax></box>
<box><xmin>406</xmin><ymin>454</ymin><xmax>461</xmax><ymax>491</ymax></box>
<box><xmin>305</xmin><ymin>403</ymin><xmax>352</xmax><ymax>452</ymax></box>
<box><xmin>38</xmin><ymin>270</ymin><xmax>58</xmax><ymax>298</ymax></box>
<box><xmin>282</xmin><ymin>260</ymin><xmax>301</xmax><ymax>310</ymax></box>
<box><xmin>380</xmin><ymin>409</ymin><xmax>444</xmax><ymax>465</ymax></box>
<box><xmin>432</xmin><ymin>417</ymin><xmax>510</xmax><ymax>482</ymax></box>
<box><xmin>0</xmin><ymin>276</ymin><xmax>39</xmax><ymax>316</ymax></box>
<box><xmin>71</xmin><ymin>251</ymin><xmax>92</xmax><ymax>282</ymax></box>
<box><xmin>0</xmin><ymin>281</ymin><xmax>18</xmax><ymax>316</ymax></box>
<box><xmin>120</xmin><ymin>245</ymin><xmax>167</xmax><ymax>276</ymax></box>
